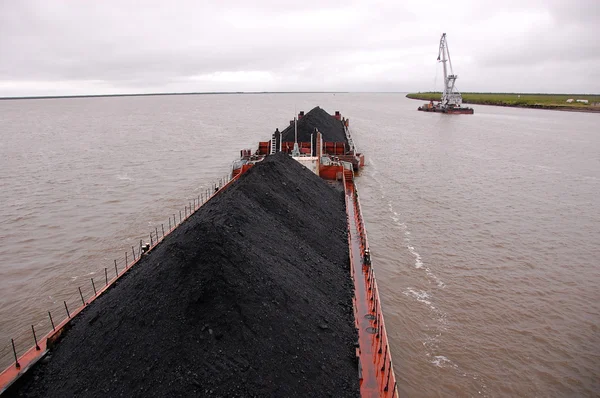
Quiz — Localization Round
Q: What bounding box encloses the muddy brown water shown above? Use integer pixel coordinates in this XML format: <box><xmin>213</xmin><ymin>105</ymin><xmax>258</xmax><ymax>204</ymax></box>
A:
<box><xmin>1</xmin><ymin>93</ymin><xmax>599</xmax><ymax>396</ymax></box>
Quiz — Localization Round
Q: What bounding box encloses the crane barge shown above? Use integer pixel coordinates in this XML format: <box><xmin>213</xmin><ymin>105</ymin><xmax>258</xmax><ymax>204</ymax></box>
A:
<box><xmin>418</xmin><ymin>33</ymin><xmax>474</xmax><ymax>114</ymax></box>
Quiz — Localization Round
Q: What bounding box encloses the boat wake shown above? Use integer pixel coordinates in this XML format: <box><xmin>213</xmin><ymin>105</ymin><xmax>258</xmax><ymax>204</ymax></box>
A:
<box><xmin>368</xmin><ymin>161</ymin><xmax>492</xmax><ymax>396</ymax></box>
<box><xmin>369</xmin><ymin>159</ymin><xmax>461</xmax><ymax>372</ymax></box>
<box><xmin>368</xmin><ymin>158</ymin><xmax>444</xmax><ymax>288</ymax></box>
<box><xmin>403</xmin><ymin>288</ymin><xmax>435</xmax><ymax>310</ymax></box>
<box><xmin>387</xmin><ymin>202</ymin><xmax>445</xmax><ymax>288</ymax></box>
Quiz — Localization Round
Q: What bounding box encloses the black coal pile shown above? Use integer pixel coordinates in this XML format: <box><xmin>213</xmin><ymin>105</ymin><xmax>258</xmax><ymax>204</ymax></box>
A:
<box><xmin>280</xmin><ymin>106</ymin><xmax>347</xmax><ymax>143</ymax></box>
<box><xmin>9</xmin><ymin>152</ymin><xmax>358</xmax><ymax>398</ymax></box>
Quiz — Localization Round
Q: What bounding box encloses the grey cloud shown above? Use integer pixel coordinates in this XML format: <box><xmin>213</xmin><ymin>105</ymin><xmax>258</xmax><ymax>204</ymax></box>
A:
<box><xmin>0</xmin><ymin>0</ymin><xmax>599</xmax><ymax>96</ymax></box>
<box><xmin>475</xmin><ymin>0</ymin><xmax>600</xmax><ymax>68</ymax></box>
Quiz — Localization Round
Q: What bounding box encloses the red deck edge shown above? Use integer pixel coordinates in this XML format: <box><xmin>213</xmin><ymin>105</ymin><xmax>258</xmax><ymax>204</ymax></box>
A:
<box><xmin>343</xmin><ymin>169</ymin><xmax>399</xmax><ymax>397</ymax></box>
<box><xmin>0</xmin><ymin>173</ymin><xmax>241</xmax><ymax>394</ymax></box>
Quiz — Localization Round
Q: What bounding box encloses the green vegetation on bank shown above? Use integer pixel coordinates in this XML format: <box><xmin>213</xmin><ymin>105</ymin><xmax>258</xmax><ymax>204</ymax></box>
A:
<box><xmin>406</xmin><ymin>92</ymin><xmax>600</xmax><ymax>110</ymax></box>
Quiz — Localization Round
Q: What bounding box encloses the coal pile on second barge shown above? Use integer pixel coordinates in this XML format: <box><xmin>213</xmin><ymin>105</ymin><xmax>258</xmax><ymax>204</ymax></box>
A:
<box><xmin>9</xmin><ymin>152</ymin><xmax>358</xmax><ymax>398</ymax></box>
<box><xmin>280</xmin><ymin>106</ymin><xmax>347</xmax><ymax>143</ymax></box>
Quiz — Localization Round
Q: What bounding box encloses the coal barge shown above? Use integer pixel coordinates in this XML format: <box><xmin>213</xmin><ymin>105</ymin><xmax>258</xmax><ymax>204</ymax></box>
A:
<box><xmin>1</xmin><ymin>107</ymin><xmax>398</xmax><ymax>397</ymax></box>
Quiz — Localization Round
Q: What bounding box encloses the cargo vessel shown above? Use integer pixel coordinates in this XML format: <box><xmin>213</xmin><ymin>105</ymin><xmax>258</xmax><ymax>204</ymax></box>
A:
<box><xmin>418</xmin><ymin>33</ymin><xmax>474</xmax><ymax>115</ymax></box>
<box><xmin>1</xmin><ymin>107</ymin><xmax>397</xmax><ymax>397</ymax></box>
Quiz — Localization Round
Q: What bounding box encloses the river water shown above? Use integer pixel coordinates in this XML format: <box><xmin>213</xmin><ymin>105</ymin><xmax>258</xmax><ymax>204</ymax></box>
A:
<box><xmin>1</xmin><ymin>93</ymin><xmax>598</xmax><ymax>396</ymax></box>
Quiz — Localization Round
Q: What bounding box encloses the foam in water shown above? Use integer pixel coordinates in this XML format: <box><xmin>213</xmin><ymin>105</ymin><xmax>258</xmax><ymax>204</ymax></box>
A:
<box><xmin>371</xmin><ymin>158</ymin><xmax>460</xmax><ymax>383</ymax></box>
<box><xmin>369</xmin><ymin>158</ymin><xmax>446</xmax><ymax>290</ymax></box>
<box><xmin>431</xmin><ymin>355</ymin><xmax>455</xmax><ymax>368</ymax></box>
<box><xmin>403</xmin><ymin>288</ymin><xmax>434</xmax><ymax>309</ymax></box>
<box><xmin>407</xmin><ymin>244</ymin><xmax>423</xmax><ymax>268</ymax></box>
<box><xmin>385</xmin><ymin>201</ymin><xmax>445</xmax><ymax>288</ymax></box>
<box><xmin>116</xmin><ymin>174</ymin><xmax>133</xmax><ymax>181</ymax></box>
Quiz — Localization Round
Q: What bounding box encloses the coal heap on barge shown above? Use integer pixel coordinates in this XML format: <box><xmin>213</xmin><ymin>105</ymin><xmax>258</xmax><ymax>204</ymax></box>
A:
<box><xmin>6</xmin><ymin>153</ymin><xmax>359</xmax><ymax>398</ymax></box>
<box><xmin>280</xmin><ymin>106</ymin><xmax>347</xmax><ymax>143</ymax></box>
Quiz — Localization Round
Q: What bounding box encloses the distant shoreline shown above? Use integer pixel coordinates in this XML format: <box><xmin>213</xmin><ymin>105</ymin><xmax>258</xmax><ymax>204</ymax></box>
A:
<box><xmin>406</xmin><ymin>92</ymin><xmax>600</xmax><ymax>113</ymax></box>
<box><xmin>0</xmin><ymin>91</ymin><xmax>352</xmax><ymax>101</ymax></box>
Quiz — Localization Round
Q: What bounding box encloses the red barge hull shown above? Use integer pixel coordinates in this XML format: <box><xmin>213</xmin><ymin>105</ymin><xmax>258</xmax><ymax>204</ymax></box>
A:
<box><xmin>418</xmin><ymin>104</ymin><xmax>474</xmax><ymax>114</ymax></box>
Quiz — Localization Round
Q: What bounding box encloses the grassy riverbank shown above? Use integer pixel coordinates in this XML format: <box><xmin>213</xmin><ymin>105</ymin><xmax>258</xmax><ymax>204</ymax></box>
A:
<box><xmin>406</xmin><ymin>92</ymin><xmax>600</xmax><ymax>112</ymax></box>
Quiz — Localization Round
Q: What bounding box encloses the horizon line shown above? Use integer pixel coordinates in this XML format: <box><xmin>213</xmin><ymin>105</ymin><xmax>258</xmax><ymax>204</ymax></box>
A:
<box><xmin>1</xmin><ymin>90</ymin><xmax>598</xmax><ymax>101</ymax></box>
<box><xmin>0</xmin><ymin>91</ymin><xmax>359</xmax><ymax>101</ymax></box>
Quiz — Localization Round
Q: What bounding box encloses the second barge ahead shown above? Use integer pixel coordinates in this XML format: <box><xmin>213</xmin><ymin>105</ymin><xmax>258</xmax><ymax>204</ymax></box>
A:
<box><xmin>232</xmin><ymin>106</ymin><xmax>365</xmax><ymax>179</ymax></box>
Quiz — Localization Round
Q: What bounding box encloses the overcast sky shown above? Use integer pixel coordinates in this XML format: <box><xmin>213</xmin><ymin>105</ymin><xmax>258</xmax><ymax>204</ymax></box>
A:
<box><xmin>1</xmin><ymin>0</ymin><xmax>599</xmax><ymax>97</ymax></box>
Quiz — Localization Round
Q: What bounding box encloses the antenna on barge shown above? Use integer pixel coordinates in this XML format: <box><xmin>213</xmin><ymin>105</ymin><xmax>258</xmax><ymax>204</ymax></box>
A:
<box><xmin>291</xmin><ymin>116</ymin><xmax>300</xmax><ymax>157</ymax></box>
<box><xmin>437</xmin><ymin>33</ymin><xmax>462</xmax><ymax>107</ymax></box>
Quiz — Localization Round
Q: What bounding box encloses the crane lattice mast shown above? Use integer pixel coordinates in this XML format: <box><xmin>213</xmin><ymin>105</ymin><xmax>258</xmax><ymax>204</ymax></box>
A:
<box><xmin>437</xmin><ymin>33</ymin><xmax>462</xmax><ymax>107</ymax></box>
